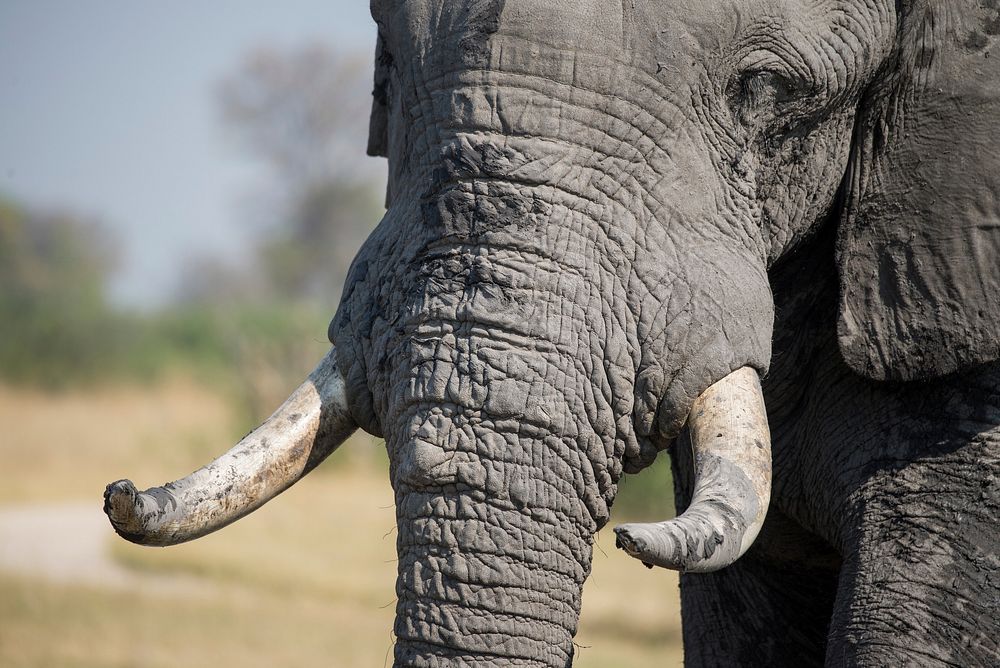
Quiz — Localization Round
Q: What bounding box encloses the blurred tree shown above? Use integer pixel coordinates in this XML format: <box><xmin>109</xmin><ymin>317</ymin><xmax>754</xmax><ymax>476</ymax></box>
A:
<box><xmin>212</xmin><ymin>43</ymin><xmax>385</xmax><ymax>307</ymax></box>
<box><xmin>172</xmin><ymin>254</ymin><xmax>259</xmax><ymax>306</ymax></box>
<box><xmin>0</xmin><ymin>195</ymin><xmax>129</xmax><ymax>387</ymax></box>
<box><xmin>217</xmin><ymin>44</ymin><xmax>377</xmax><ymax>187</ymax></box>
<box><xmin>258</xmin><ymin>180</ymin><xmax>381</xmax><ymax>301</ymax></box>
<box><xmin>163</xmin><ymin>44</ymin><xmax>387</xmax><ymax>421</ymax></box>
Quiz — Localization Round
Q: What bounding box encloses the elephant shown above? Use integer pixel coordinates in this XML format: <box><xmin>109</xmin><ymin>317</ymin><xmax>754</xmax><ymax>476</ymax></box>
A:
<box><xmin>103</xmin><ymin>0</ymin><xmax>1000</xmax><ymax>665</ymax></box>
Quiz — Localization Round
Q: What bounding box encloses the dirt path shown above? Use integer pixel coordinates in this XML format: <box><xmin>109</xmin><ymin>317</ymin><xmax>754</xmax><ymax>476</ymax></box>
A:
<box><xmin>0</xmin><ymin>502</ymin><xmax>203</xmax><ymax>594</ymax></box>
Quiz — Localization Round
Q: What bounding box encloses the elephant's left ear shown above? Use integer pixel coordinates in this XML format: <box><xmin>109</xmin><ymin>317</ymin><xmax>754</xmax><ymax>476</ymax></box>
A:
<box><xmin>837</xmin><ymin>3</ymin><xmax>1000</xmax><ymax>382</ymax></box>
<box><xmin>366</xmin><ymin>30</ymin><xmax>391</xmax><ymax>158</ymax></box>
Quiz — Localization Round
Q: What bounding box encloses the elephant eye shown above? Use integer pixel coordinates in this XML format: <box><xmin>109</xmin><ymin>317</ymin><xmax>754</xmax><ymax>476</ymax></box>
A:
<box><xmin>739</xmin><ymin>70</ymin><xmax>802</xmax><ymax>108</ymax></box>
<box><xmin>727</xmin><ymin>69</ymin><xmax>806</xmax><ymax>131</ymax></box>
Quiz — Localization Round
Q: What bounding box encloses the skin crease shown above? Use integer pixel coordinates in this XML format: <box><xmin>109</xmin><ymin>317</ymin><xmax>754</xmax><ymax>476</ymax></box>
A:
<box><xmin>325</xmin><ymin>0</ymin><xmax>1000</xmax><ymax>665</ymax></box>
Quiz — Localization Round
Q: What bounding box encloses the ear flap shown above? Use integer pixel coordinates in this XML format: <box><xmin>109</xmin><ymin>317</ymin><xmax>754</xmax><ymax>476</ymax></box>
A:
<box><xmin>366</xmin><ymin>30</ymin><xmax>391</xmax><ymax>158</ymax></box>
<box><xmin>837</xmin><ymin>2</ymin><xmax>1000</xmax><ymax>381</ymax></box>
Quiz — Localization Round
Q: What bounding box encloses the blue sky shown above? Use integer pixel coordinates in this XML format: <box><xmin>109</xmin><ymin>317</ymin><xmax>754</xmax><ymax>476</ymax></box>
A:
<box><xmin>0</xmin><ymin>1</ymin><xmax>383</xmax><ymax>307</ymax></box>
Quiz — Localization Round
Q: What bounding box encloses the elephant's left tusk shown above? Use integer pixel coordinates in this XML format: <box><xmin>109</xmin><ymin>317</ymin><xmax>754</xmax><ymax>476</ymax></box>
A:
<box><xmin>614</xmin><ymin>366</ymin><xmax>771</xmax><ymax>573</ymax></box>
<box><xmin>103</xmin><ymin>346</ymin><xmax>356</xmax><ymax>546</ymax></box>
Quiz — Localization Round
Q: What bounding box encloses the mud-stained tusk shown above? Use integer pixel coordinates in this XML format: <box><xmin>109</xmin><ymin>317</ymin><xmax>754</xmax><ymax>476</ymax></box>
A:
<box><xmin>103</xmin><ymin>347</ymin><xmax>356</xmax><ymax>546</ymax></box>
<box><xmin>614</xmin><ymin>367</ymin><xmax>771</xmax><ymax>573</ymax></box>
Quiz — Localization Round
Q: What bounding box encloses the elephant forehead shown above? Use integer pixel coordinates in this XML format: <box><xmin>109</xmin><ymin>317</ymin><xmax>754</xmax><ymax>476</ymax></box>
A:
<box><xmin>389</xmin><ymin>0</ymin><xmax>736</xmax><ymax>54</ymax></box>
<box><xmin>383</xmin><ymin>1</ymin><xmax>894</xmax><ymax>191</ymax></box>
<box><xmin>385</xmin><ymin>1</ymin><xmax>887</xmax><ymax>55</ymax></box>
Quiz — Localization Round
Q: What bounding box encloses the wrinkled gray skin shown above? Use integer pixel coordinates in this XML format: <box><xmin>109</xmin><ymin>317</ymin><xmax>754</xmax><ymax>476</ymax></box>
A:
<box><xmin>329</xmin><ymin>0</ymin><xmax>1000</xmax><ymax>665</ymax></box>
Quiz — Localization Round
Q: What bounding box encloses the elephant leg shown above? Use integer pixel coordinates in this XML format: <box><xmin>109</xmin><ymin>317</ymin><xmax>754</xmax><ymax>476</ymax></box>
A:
<box><xmin>679</xmin><ymin>543</ymin><xmax>839</xmax><ymax>666</ymax></box>
<box><xmin>671</xmin><ymin>442</ymin><xmax>840</xmax><ymax>666</ymax></box>
<box><xmin>681</xmin><ymin>517</ymin><xmax>838</xmax><ymax>667</ymax></box>
<box><xmin>826</xmin><ymin>432</ymin><xmax>1000</xmax><ymax>667</ymax></box>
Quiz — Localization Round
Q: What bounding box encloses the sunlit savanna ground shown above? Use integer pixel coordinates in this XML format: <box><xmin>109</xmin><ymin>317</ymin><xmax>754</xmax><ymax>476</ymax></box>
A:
<box><xmin>0</xmin><ymin>380</ymin><xmax>682</xmax><ymax>667</ymax></box>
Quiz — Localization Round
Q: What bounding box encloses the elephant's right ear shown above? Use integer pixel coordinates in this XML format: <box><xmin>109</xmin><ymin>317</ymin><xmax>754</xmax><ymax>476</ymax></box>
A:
<box><xmin>836</xmin><ymin>3</ymin><xmax>1000</xmax><ymax>382</ymax></box>
<box><xmin>367</xmin><ymin>30</ymin><xmax>391</xmax><ymax>158</ymax></box>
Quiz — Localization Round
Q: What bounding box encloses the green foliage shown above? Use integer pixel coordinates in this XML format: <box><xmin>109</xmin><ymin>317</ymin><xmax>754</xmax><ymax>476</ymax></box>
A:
<box><xmin>612</xmin><ymin>454</ymin><xmax>676</xmax><ymax>522</ymax></box>
<box><xmin>0</xmin><ymin>196</ymin><xmax>132</xmax><ymax>388</ymax></box>
<box><xmin>0</xmin><ymin>194</ymin><xmax>336</xmax><ymax>403</ymax></box>
<box><xmin>145</xmin><ymin>302</ymin><xmax>334</xmax><ymax>428</ymax></box>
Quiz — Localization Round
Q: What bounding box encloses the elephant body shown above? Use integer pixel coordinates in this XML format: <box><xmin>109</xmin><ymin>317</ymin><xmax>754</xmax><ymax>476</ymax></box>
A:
<box><xmin>333</xmin><ymin>3</ymin><xmax>1000</xmax><ymax>662</ymax></box>
<box><xmin>105</xmin><ymin>1</ymin><xmax>1000</xmax><ymax>665</ymax></box>
<box><xmin>675</xmin><ymin>228</ymin><xmax>1000</xmax><ymax>664</ymax></box>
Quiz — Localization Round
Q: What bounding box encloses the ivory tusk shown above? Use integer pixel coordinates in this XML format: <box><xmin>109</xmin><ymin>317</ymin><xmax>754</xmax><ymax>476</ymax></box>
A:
<box><xmin>103</xmin><ymin>346</ymin><xmax>356</xmax><ymax>546</ymax></box>
<box><xmin>614</xmin><ymin>366</ymin><xmax>771</xmax><ymax>573</ymax></box>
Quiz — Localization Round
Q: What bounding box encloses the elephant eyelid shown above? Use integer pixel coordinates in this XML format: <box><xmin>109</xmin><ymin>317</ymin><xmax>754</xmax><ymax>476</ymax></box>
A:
<box><xmin>738</xmin><ymin>70</ymin><xmax>806</xmax><ymax>107</ymax></box>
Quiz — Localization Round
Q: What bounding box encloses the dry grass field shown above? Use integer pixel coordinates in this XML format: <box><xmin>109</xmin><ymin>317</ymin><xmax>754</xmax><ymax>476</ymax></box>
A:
<box><xmin>0</xmin><ymin>380</ymin><xmax>682</xmax><ymax>667</ymax></box>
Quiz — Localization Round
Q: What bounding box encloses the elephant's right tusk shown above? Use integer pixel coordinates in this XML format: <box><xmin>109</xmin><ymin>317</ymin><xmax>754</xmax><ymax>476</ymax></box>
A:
<box><xmin>103</xmin><ymin>346</ymin><xmax>356</xmax><ymax>547</ymax></box>
<box><xmin>614</xmin><ymin>366</ymin><xmax>771</xmax><ymax>573</ymax></box>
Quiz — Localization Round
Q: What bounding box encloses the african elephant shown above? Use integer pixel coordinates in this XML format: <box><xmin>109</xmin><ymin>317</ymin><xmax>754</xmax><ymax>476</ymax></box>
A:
<box><xmin>104</xmin><ymin>0</ymin><xmax>1000</xmax><ymax>665</ymax></box>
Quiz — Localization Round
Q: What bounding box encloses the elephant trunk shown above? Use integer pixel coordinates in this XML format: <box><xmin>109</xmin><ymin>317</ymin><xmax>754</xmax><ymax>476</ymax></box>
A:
<box><xmin>389</xmin><ymin>403</ymin><xmax>599</xmax><ymax>666</ymax></box>
<box><xmin>614</xmin><ymin>366</ymin><xmax>771</xmax><ymax>572</ymax></box>
<box><xmin>376</xmin><ymin>307</ymin><xmax>613</xmax><ymax>666</ymax></box>
<box><xmin>103</xmin><ymin>347</ymin><xmax>356</xmax><ymax>546</ymax></box>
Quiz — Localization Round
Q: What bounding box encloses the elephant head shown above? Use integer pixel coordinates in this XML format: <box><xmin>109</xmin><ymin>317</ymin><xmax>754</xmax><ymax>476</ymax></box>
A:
<box><xmin>105</xmin><ymin>0</ymin><xmax>999</xmax><ymax>665</ymax></box>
